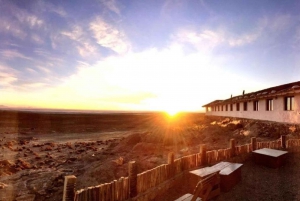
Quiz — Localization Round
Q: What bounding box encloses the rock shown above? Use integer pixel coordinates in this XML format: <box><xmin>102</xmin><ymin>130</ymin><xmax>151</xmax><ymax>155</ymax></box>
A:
<box><xmin>43</xmin><ymin>146</ymin><xmax>53</xmax><ymax>151</ymax></box>
<box><xmin>45</xmin><ymin>142</ymin><xmax>55</xmax><ymax>147</ymax></box>
<box><xmin>15</xmin><ymin>194</ymin><xmax>35</xmax><ymax>201</ymax></box>
<box><xmin>0</xmin><ymin>159</ymin><xmax>15</xmax><ymax>167</ymax></box>
<box><xmin>0</xmin><ymin>182</ymin><xmax>7</xmax><ymax>189</ymax></box>
<box><xmin>68</xmin><ymin>157</ymin><xmax>77</xmax><ymax>162</ymax></box>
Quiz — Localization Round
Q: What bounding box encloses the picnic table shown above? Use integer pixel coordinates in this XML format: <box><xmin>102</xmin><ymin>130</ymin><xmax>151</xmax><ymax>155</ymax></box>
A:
<box><xmin>252</xmin><ymin>148</ymin><xmax>288</xmax><ymax>168</ymax></box>
<box><xmin>219</xmin><ymin>163</ymin><xmax>243</xmax><ymax>192</ymax></box>
<box><xmin>189</xmin><ymin>162</ymin><xmax>231</xmax><ymax>178</ymax></box>
<box><xmin>189</xmin><ymin>161</ymin><xmax>243</xmax><ymax>194</ymax></box>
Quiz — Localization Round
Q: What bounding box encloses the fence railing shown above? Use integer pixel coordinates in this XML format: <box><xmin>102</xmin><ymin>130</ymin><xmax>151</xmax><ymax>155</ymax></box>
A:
<box><xmin>63</xmin><ymin>135</ymin><xmax>298</xmax><ymax>201</ymax></box>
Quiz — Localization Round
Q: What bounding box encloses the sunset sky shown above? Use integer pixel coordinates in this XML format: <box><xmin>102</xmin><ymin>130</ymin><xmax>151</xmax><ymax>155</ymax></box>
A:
<box><xmin>1</xmin><ymin>0</ymin><xmax>300</xmax><ymax>112</ymax></box>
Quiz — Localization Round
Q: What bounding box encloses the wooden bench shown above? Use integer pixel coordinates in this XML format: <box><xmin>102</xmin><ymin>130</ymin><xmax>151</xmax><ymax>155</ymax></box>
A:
<box><xmin>189</xmin><ymin>162</ymin><xmax>231</xmax><ymax>178</ymax></box>
<box><xmin>174</xmin><ymin>173</ymin><xmax>220</xmax><ymax>201</ymax></box>
<box><xmin>252</xmin><ymin>148</ymin><xmax>288</xmax><ymax>168</ymax></box>
<box><xmin>219</xmin><ymin>163</ymin><xmax>242</xmax><ymax>192</ymax></box>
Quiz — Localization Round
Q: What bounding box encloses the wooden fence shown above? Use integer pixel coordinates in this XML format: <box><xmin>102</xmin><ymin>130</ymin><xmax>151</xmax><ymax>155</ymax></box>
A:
<box><xmin>63</xmin><ymin>135</ymin><xmax>298</xmax><ymax>201</ymax></box>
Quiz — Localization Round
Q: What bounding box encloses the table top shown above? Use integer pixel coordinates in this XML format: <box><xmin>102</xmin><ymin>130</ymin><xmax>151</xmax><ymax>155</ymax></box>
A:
<box><xmin>189</xmin><ymin>162</ymin><xmax>231</xmax><ymax>178</ymax></box>
<box><xmin>219</xmin><ymin>163</ymin><xmax>243</xmax><ymax>175</ymax></box>
<box><xmin>253</xmin><ymin>148</ymin><xmax>288</xmax><ymax>157</ymax></box>
<box><xmin>174</xmin><ymin>194</ymin><xmax>201</xmax><ymax>201</ymax></box>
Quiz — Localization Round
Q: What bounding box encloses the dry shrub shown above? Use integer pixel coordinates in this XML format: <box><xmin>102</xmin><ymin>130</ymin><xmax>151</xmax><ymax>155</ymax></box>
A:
<box><xmin>66</xmin><ymin>142</ymin><xmax>73</xmax><ymax>149</ymax></box>
<box><xmin>17</xmin><ymin>159</ymin><xmax>32</xmax><ymax>169</ymax></box>
<box><xmin>132</xmin><ymin>142</ymin><xmax>155</xmax><ymax>154</ymax></box>
<box><xmin>289</xmin><ymin>125</ymin><xmax>296</xmax><ymax>133</ymax></box>
<box><xmin>112</xmin><ymin>157</ymin><xmax>124</xmax><ymax>166</ymax></box>
<box><xmin>43</xmin><ymin>146</ymin><xmax>53</xmax><ymax>151</ymax></box>
<box><xmin>45</xmin><ymin>142</ymin><xmax>56</xmax><ymax>147</ymax></box>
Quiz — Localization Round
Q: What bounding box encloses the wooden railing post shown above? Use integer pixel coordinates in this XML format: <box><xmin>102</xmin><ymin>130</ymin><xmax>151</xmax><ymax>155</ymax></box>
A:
<box><xmin>281</xmin><ymin>135</ymin><xmax>286</xmax><ymax>149</ymax></box>
<box><xmin>251</xmin><ymin>137</ymin><xmax>257</xmax><ymax>151</ymax></box>
<box><xmin>128</xmin><ymin>161</ymin><xmax>138</xmax><ymax>198</ymax></box>
<box><xmin>200</xmin><ymin>144</ymin><xmax>207</xmax><ymax>166</ymax></box>
<box><xmin>230</xmin><ymin>139</ymin><xmax>236</xmax><ymax>157</ymax></box>
<box><xmin>63</xmin><ymin>175</ymin><xmax>77</xmax><ymax>201</ymax></box>
<box><xmin>168</xmin><ymin>152</ymin><xmax>174</xmax><ymax>164</ymax></box>
<box><xmin>168</xmin><ymin>152</ymin><xmax>175</xmax><ymax>177</ymax></box>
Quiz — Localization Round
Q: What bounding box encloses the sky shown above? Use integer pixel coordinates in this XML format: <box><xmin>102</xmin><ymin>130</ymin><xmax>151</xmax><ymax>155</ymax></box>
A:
<box><xmin>1</xmin><ymin>0</ymin><xmax>300</xmax><ymax>113</ymax></box>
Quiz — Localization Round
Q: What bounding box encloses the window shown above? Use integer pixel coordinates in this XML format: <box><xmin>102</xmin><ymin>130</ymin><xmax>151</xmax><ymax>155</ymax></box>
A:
<box><xmin>225</xmin><ymin>104</ymin><xmax>228</xmax><ymax>111</ymax></box>
<box><xmin>284</xmin><ymin>96</ymin><xmax>294</xmax><ymax>111</ymax></box>
<box><xmin>230</xmin><ymin>104</ymin><xmax>233</xmax><ymax>111</ymax></box>
<box><xmin>221</xmin><ymin>105</ymin><xmax>223</xmax><ymax>111</ymax></box>
<box><xmin>253</xmin><ymin>100</ymin><xmax>259</xmax><ymax>111</ymax></box>
<box><xmin>266</xmin><ymin>99</ymin><xmax>273</xmax><ymax>111</ymax></box>
<box><xmin>236</xmin><ymin>103</ymin><xmax>240</xmax><ymax>111</ymax></box>
<box><xmin>243</xmin><ymin>102</ymin><xmax>247</xmax><ymax>111</ymax></box>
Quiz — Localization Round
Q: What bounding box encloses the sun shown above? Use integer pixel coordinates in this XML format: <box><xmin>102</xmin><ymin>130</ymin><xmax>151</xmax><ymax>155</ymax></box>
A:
<box><xmin>165</xmin><ymin>109</ymin><xmax>180</xmax><ymax>117</ymax></box>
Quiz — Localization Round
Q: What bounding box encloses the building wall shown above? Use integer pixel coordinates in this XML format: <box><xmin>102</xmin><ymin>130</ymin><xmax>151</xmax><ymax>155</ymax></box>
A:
<box><xmin>205</xmin><ymin>94</ymin><xmax>300</xmax><ymax>123</ymax></box>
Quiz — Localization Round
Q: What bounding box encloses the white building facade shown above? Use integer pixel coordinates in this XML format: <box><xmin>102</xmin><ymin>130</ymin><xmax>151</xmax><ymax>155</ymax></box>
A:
<box><xmin>203</xmin><ymin>81</ymin><xmax>300</xmax><ymax>124</ymax></box>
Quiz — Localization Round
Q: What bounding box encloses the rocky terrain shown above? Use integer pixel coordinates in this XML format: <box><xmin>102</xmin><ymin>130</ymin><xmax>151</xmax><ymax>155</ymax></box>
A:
<box><xmin>0</xmin><ymin>110</ymin><xmax>299</xmax><ymax>201</ymax></box>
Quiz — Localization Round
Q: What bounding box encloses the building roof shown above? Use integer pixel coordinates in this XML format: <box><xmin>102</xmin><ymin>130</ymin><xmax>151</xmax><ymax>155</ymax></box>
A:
<box><xmin>202</xmin><ymin>100</ymin><xmax>223</xmax><ymax>107</ymax></box>
<box><xmin>202</xmin><ymin>80</ymin><xmax>300</xmax><ymax>107</ymax></box>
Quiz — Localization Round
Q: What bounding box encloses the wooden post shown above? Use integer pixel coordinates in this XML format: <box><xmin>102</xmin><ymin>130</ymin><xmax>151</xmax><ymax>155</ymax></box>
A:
<box><xmin>168</xmin><ymin>152</ymin><xmax>174</xmax><ymax>164</ymax></box>
<box><xmin>168</xmin><ymin>152</ymin><xmax>175</xmax><ymax>177</ymax></box>
<box><xmin>128</xmin><ymin>161</ymin><xmax>138</xmax><ymax>198</ymax></box>
<box><xmin>251</xmin><ymin>137</ymin><xmax>257</xmax><ymax>151</ymax></box>
<box><xmin>200</xmin><ymin>144</ymin><xmax>207</xmax><ymax>166</ymax></box>
<box><xmin>281</xmin><ymin>135</ymin><xmax>286</xmax><ymax>149</ymax></box>
<box><xmin>63</xmin><ymin>175</ymin><xmax>77</xmax><ymax>201</ymax></box>
<box><xmin>230</xmin><ymin>139</ymin><xmax>236</xmax><ymax>157</ymax></box>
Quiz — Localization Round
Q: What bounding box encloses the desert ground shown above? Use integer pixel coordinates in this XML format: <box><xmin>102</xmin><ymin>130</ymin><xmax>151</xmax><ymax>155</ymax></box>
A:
<box><xmin>0</xmin><ymin>110</ymin><xmax>300</xmax><ymax>201</ymax></box>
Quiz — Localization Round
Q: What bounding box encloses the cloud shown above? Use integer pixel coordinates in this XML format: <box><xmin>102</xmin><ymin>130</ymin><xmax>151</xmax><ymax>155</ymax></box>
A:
<box><xmin>174</xmin><ymin>24</ymin><xmax>263</xmax><ymax>50</ymax></box>
<box><xmin>36</xmin><ymin>66</ymin><xmax>52</xmax><ymax>74</ymax></box>
<box><xmin>0</xmin><ymin>17</ymin><xmax>27</xmax><ymax>39</ymax></box>
<box><xmin>8</xmin><ymin>4</ymin><xmax>44</xmax><ymax>29</ymax></box>
<box><xmin>34</xmin><ymin>49</ymin><xmax>64</xmax><ymax>67</ymax></box>
<box><xmin>61</xmin><ymin>25</ymin><xmax>98</xmax><ymax>57</ymax></box>
<box><xmin>76</xmin><ymin>43</ymin><xmax>97</xmax><ymax>57</ymax></box>
<box><xmin>16</xmin><ymin>81</ymin><xmax>47</xmax><ymax>90</ymax></box>
<box><xmin>174</xmin><ymin>29</ymin><xmax>225</xmax><ymax>52</ymax></box>
<box><xmin>26</xmin><ymin>68</ymin><xmax>38</xmax><ymax>74</ymax></box>
<box><xmin>0</xmin><ymin>49</ymin><xmax>33</xmax><ymax>61</ymax></box>
<box><xmin>44</xmin><ymin>3</ymin><xmax>67</xmax><ymax>17</ymax></box>
<box><xmin>269</xmin><ymin>14</ymin><xmax>291</xmax><ymax>32</ymax></box>
<box><xmin>255</xmin><ymin>14</ymin><xmax>293</xmax><ymax>41</ymax></box>
<box><xmin>31</xmin><ymin>34</ymin><xmax>44</xmax><ymax>44</ymax></box>
<box><xmin>61</xmin><ymin>25</ymin><xmax>83</xmax><ymax>41</ymax></box>
<box><xmin>101</xmin><ymin>0</ymin><xmax>121</xmax><ymax>16</ymax></box>
<box><xmin>44</xmin><ymin>45</ymin><xmax>256</xmax><ymax>111</ymax></box>
<box><xmin>90</xmin><ymin>17</ymin><xmax>130</xmax><ymax>54</ymax></box>
<box><xmin>228</xmin><ymin>33</ymin><xmax>260</xmax><ymax>47</ymax></box>
<box><xmin>0</xmin><ymin>65</ymin><xmax>18</xmax><ymax>87</ymax></box>
<box><xmin>0</xmin><ymin>72</ymin><xmax>17</xmax><ymax>87</ymax></box>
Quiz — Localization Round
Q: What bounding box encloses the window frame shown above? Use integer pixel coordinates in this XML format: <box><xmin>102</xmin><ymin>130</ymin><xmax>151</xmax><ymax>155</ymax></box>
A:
<box><xmin>243</xmin><ymin>102</ymin><xmax>247</xmax><ymax>111</ymax></box>
<box><xmin>236</xmin><ymin>102</ymin><xmax>240</xmax><ymax>111</ymax></box>
<box><xmin>266</xmin><ymin>99</ymin><xmax>273</xmax><ymax>111</ymax></box>
<box><xmin>284</xmin><ymin>96</ymin><xmax>294</xmax><ymax>111</ymax></box>
<box><xmin>253</xmin><ymin>100</ymin><xmax>259</xmax><ymax>111</ymax></box>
